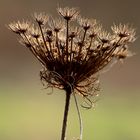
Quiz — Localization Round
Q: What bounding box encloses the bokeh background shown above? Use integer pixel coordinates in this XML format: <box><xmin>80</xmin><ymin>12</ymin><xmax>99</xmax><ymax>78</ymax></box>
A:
<box><xmin>0</xmin><ymin>0</ymin><xmax>140</xmax><ymax>140</ymax></box>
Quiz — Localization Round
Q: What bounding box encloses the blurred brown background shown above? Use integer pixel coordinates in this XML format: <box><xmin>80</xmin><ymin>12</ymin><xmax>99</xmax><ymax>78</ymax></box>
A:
<box><xmin>0</xmin><ymin>0</ymin><xmax>140</xmax><ymax>140</ymax></box>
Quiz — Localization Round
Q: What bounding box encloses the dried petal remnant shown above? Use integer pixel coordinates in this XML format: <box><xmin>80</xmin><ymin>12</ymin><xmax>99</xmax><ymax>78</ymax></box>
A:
<box><xmin>9</xmin><ymin>7</ymin><xmax>136</xmax><ymax>100</ymax></box>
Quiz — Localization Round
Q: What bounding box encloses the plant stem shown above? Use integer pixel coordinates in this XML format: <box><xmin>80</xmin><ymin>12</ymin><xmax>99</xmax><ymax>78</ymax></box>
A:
<box><xmin>73</xmin><ymin>93</ymin><xmax>83</xmax><ymax>140</ymax></box>
<box><xmin>61</xmin><ymin>89</ymin><xmax>71</xmax><ymax>140</ymax></box>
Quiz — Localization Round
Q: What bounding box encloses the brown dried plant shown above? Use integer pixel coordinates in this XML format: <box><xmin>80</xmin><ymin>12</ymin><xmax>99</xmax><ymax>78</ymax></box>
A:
<box><xmin>9</xmin><ymin>7</ymin><xmax>136</xmax><ymax>140</ymax></box>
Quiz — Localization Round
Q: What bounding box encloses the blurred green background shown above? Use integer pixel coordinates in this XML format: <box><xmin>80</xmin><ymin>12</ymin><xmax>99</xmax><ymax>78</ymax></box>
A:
<box><xmin>0</xmin><ymin>0</ymin><xmax>140</xmax><ymax>140</ymax></box>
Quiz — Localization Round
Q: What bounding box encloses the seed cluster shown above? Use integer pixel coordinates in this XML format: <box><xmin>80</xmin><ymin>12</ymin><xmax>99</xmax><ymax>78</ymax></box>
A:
<box><xmin>9</xmin><ymin>7</ymin><xmax>136</xmax><ymax>106</ymax></box>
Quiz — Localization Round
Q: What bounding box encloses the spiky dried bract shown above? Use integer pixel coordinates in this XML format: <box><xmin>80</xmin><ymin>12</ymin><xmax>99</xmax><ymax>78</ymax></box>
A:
<box><xmin>9</xmin><ymin>7</ymin><xmax>136</xmax><ymax>106</ymax></box>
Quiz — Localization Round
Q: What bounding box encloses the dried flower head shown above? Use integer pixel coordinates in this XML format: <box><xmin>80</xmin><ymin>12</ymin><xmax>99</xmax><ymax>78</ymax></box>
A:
<box><xmin>9</xmin><ymin>7</ymin><xmax>136</xmax><ymax>140</ymax></box>
<box><xmin>88</xmin><ymin>25</ymin><xmax>102</xmax><ymax>38</ymax></box>
<box><xmin>98</xmin><ymin>31</ymin><xmax>112</xmax><ymax>43</ymax></box>
<box><xmin>57</xmin><ymin>7</ymin><xmax>79</xmax><ymax>21</ymax></box>
<box><xmin>33</xmin><ymin>12</ymin><xmax>49</xmax><ymax>25</ymax></box>
<box><xmin>29</xmin><ymin>25</ymin><xmax>41</xmax><ymax>38</ymax></box>
<box><xmin>111</xmin><ymin>23</ymin><xmax>136</xmax><ymax>42</ymax></box>
<box><xmin>49</xmin><ymin>17</ymin><xmax>64</xmax><ymax>32</ymax></box>
<box><xmin>9</xmin><ymin>7</ymin><xmax>136</xmax><ymax>107</ymax></box>
<box><xmin>78</xmin><ymin>17</ymin><xmax>96</xmax><ymax>30</ymax></box>
<box><xmin>9</xmin><ymin>21</ymin><xmax>30</xmax><ymax>34</ymax></box>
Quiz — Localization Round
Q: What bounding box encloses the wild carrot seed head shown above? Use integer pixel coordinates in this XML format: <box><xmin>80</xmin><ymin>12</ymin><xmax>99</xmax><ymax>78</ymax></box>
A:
<box><xmin>9</xmin><ymin>7</ymin><xmax>136</xmax><ymax>107</ymax></box>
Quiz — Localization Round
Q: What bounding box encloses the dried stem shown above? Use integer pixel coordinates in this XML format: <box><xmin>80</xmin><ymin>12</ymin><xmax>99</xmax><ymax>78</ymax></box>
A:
<box><xmin>61</xmin><ymin>88</ymin><xmax>71</xmax><ymax>140</ymax></box>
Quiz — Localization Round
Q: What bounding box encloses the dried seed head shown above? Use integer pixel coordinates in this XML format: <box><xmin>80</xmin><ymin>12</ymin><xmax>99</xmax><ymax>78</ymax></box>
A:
<box><xmin>98</xmin><ymin>31</ymin><xmax>112</xmax><ymax>43</ymax></box>
<box><xmin>9</xmin><ymin>21</ymin><xmax>30</xmax><ymax>34</ymax></box>
<box><xmin>19</xmin><ymin>39</ymin><xmax>30</xmax><ymax>48</ymax></box>
<box><xmin>49</xmin><ymin>17</ymin><xmax>64</xmax><ymax>32</ymax></box>
<box><xmin>69</xmin><ymin>26</ymin><xmax>80</xmax><ymax>38</ymax></box>
<box><xmin>57</xmin><ymin>7</ymin><xmax>79</xmax><ymax>21</ymax></box>
<box><xmin>88</xmin><ymin>25</ymin><xmax>102</xmax><ymax>38</ymax></box>
<box><xmin>111</xmin><ymin>23</ymin><xmax>136</xmax><ymax>42</ymax></box>
<box><xmin>114</xmin><ymin>48</ymin><xmax>133</xmax><ymax>61</ymax></box>
<box><xmin>78</xmin><ymin>17</ymin><xmax>96</xmax><ymax>30</ymax></box>
<box><xmin>29</xmin><ymin>25</ymin><xmax>40</xmax><ymax>38</ymax></box>
<box><xmin>33</xmin><ymin>12</ymin><xmax>49</xmax><ymax>25</ymax></box>
<box><xmin>9</xmin><ymin>7</ymin><xmax>136</xmax><ymax>101</ymax></box>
